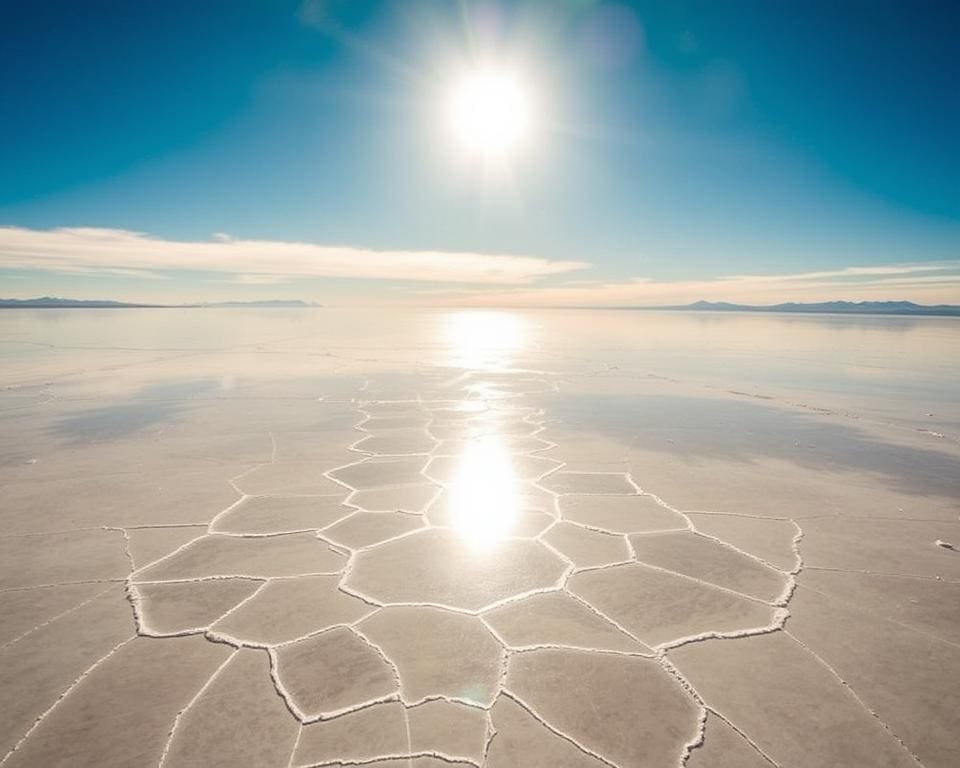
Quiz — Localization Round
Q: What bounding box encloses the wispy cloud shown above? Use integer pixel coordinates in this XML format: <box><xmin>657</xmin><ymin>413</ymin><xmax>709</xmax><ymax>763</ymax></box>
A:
<box><xmin>446</xmin><ymin>260</ymin><xmax>960</xmax><ymax>307</ymax></box>
<box><xmin>0</xmin><ymin>226</ymin><xmax>588</xmax><ymax>285</ymax></box>
<box><xmin>727</xmin><ymin>263</ymin><xmax>960</xmax><ymax>281</ymax></box>
<box><xmin>3</xmin><ymin>225</ymin><xmax>957</xmax><ymax>306</ymax></box>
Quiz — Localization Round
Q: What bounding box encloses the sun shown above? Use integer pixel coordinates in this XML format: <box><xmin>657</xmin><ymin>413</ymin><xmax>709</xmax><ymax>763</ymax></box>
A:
<box><xmin>448</xmin><ymin>67</ymin><xmax>532</xmax><ymax>157</ymax></box>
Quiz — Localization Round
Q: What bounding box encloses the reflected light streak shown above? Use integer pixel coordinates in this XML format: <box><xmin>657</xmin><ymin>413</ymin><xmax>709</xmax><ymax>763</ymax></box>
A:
<box><xmin>443</xmin><ymin>311</ymin><xmax>528</xmax><ymax>371</ymax></box>
<box><xmin>447</xmin><ymin>436</ymin><xmax>519</xmax><ymax>551</ymax></box>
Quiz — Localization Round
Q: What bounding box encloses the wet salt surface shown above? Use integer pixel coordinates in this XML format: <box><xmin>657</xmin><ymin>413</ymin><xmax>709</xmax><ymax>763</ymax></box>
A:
<box><xmin>545</xmin><ymin>391</ymin><xmax>960</xmax><ymax>499</ymax></box>
<box><xmin>0</xmin><ymin>308</ymin><xmax>958</xmax><ymax>767</ymax></box>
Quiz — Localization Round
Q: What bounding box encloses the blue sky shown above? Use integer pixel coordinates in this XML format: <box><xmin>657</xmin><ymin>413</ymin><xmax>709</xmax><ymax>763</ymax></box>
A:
<box><xmin>1</xmin><ymin>0</ymin><xmax>958</xmax><ymax>305</ymax></box>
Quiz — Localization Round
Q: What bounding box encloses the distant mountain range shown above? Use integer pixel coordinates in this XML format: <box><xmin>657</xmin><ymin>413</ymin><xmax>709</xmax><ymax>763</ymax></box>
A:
<box><xmin>0</xmin><ymin>297</ymin><xmax>163</xmax><ymax>308</ymax></box>
<box><xmin>0</xmin><ymin>297</ymin><xmax>318</xmax><ymax>309</ymax></box>
<box><xmin>2</xmin><ymin>297</ymin><xmax>958</xmax><ymax>315</ymax></box>
<box><xmin>645</xmin><ymin>300</ymin><xmax>960</xmax><ymax>316</ymax></box>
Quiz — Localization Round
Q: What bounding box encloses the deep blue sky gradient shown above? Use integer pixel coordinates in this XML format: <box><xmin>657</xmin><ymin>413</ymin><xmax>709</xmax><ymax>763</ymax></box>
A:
<box><xmin>1</xmin><ymin>0</ymin><xmax>957</xmax><ymax>299</ymax></box>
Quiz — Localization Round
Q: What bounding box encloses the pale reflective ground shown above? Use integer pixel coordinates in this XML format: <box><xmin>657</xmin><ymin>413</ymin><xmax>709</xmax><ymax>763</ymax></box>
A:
<box><xmin>1</xmin><ymin>308</ymin><xmax>958</xmax><ymax>767</ymax></box>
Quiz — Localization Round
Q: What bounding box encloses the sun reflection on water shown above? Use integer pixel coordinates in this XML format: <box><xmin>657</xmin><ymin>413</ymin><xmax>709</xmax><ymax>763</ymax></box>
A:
<box><xmin>438</xmin><ymin>312</ymin><xmax>533</xmax><ymax>550</ymax></box>
<box><xmin>442</xmin><ymin>311</ymin><xmax>529</xmax><ymax>371</ymax></box>
<box><xmin>446</xmin><ymin>435</ymin><xmax>520</xmax><ymax>551</ymax></box>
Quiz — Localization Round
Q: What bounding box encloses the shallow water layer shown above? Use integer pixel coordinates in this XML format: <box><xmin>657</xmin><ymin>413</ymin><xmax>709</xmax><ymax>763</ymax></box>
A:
<box><xmin>2</xmin><ymin>307</ymin><xmax>958</xmax><ymax>430</ymax></box>
<box><xmin>0</xmin><ymin>308</ymin><xmax>958</xmax><ymax>768</ymax></box>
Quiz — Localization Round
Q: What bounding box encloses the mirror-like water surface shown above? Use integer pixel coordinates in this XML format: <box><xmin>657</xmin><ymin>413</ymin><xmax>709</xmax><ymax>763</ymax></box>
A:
<box><xmin>2</xmin><ymin>308</ymin><xmax>957</xmax><ymax>435</ymax></box>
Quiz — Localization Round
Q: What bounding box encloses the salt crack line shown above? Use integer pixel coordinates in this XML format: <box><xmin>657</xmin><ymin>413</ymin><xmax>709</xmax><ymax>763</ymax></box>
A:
<box><xmin>655</xmin><ymin>652</ymin><xmax>777</xmax><ymax>768</ymax></box>
<box><xmin>0</xmin><ymin>636</ymin><xmax>137</xmax><ymax>766</ymax></box>
<box><xmin>157</xmin><ymin>648</ymin><xmax>239</xmax><ymax>767</ymax></box>
<box><xmin>497</xmin><ymin>689</ymin><xmax>622</xmax><ymax>768</ymax></box>
<box><xmin>782</xmin><ymin>629</ymin><xmax>926</xmax><ymax>767</ymax></box>
<box><xmin>0</xmin><ymin>584</ymin><xmax>118</xmax><ymax>652</ymax></box>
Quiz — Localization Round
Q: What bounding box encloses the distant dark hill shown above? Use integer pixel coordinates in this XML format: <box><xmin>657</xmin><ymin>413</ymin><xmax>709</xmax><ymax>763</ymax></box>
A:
<box><xmin>647</xmin><ymin>300</ymin><xmax>960</xmax><ymax>317</ymax></box>
<box><xmin>0</xmin><ymin>296</ymin><xmax>164</xmax><ymax>308</ymax></box>
<box><xmin>0</xmin><ymin>297</ymin><xmax>320</xmax><ymax>309</ymax></box>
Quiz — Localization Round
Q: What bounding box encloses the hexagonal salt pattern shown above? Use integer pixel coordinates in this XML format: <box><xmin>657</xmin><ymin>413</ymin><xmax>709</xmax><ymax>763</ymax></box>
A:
<box><xmin>3</xmin><ymin>360</ymin><xmax>948</xmax><ymax>768</ymax></box>
<box><xmin>344</xmin><ymin>528</ymin><xmax>569</xmax><ymax>611</ymax></box>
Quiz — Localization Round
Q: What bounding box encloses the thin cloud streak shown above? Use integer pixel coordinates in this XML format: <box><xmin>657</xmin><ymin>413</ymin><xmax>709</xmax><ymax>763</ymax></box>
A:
<box><xmin>0</xmin><ymin>226</ymin><xmax>588</xmax><ymax>285</ymax></box>
<box><xmin>448</xmin><ymin>261</ymin><xmax>960</xmax><ymax>307</ymax></box>
<box><xmin>727</xmin><ymin>263</ymin><xmax>960</xmax><ymax>282</ymax></box>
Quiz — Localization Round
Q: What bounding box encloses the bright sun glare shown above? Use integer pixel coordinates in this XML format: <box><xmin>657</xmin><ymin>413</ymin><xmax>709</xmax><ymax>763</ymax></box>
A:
<box><xmin>449</xmin><ymin>68</ymin><xmax>532</xmax><ymax>156</ymax></box>
<box><xmin>447</xmin><ymin>436</ymin><xmax>519</xmax><ymax>551</ymax></box>
<box><xmin>444</xmin><ymin>310</ymin><xmax>528</xmax><ymax>370</ymax></box>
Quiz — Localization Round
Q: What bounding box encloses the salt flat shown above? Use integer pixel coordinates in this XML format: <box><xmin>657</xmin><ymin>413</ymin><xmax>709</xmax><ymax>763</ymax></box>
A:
<box><xmin>1</xmin><ymin>308</ymin><xmax>958</xmax><ymax>767</ymax></box>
